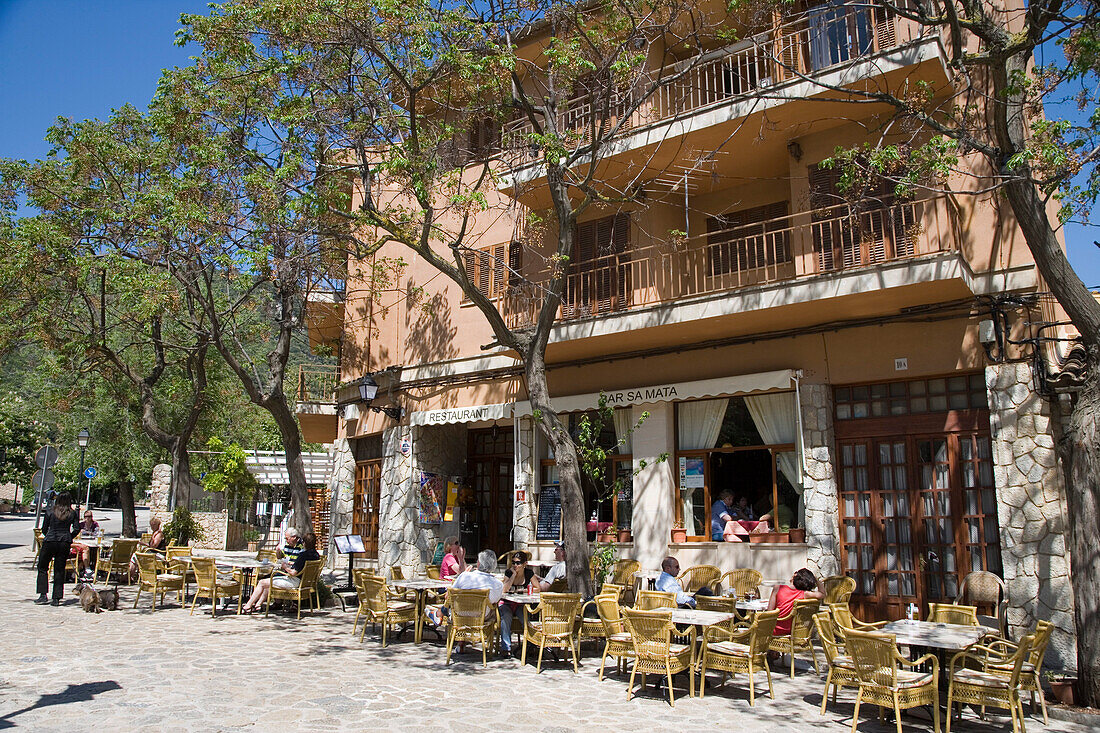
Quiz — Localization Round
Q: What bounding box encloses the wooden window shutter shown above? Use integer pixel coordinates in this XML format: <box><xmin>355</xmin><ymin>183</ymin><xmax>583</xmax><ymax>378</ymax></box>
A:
<box><xmin>508</xmin><ymin>241</ymin><xmax>523</xmax><ymax>286</ymax></box>
<box><xmin>490</xmin><ymin>243</ymin><xmax>505</xmax><ymax>297</ymax></box>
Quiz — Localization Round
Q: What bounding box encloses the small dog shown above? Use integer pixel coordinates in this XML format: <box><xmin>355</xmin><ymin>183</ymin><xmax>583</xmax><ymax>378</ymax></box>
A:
<box><xmin>72</xmin><ymin>584</ymin><xmax>119</xmax><ymax>612</ymax></box>
<box><xmin>98</xmin><ymin>588</ymin><xmax>119</xmax><ymax>611</ymax></box>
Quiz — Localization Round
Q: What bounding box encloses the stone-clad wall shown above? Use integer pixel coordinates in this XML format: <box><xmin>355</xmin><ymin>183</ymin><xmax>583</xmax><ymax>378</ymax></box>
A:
<box><xmin>801</xmin><ymin>382</ymin><xmax>841</xmax><ymax>578</ymax></box>
<box><xmin>513</xmin><ymin>418</ymin><xmax>536</xmax><ymax>548</ymax></box>
<box><xmin>148</xmin><ymin>464</ymin><xmax>172</xmax><ymax>514</ymax></box>
<box><xmin>986</xmin><ymin>361</ymin><xmax>1077</xmax><ymax>670</ymax></box>
<box><xmin>327</xmin><ymin>438</ymin><xmax>356</xmax><ymax>569</ymax></box>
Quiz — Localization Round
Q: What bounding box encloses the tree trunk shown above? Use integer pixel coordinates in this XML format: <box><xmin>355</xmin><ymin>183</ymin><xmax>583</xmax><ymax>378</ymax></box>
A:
<box><xmin>525</xmin><ymin>353</ymin><xmax>593</xmax><ymax>596</ymax></box>
<box><xmin>170</xmin><ymin>444</ymin><xmax>200</xmax><ymax>511</ymax></box>
<box><xmin>1056</xmin><ymin>358</ymin><xmax>1100</xmax><ymax>707</ymax></box>
<box><xmin>119</xmin><ymin>477</ymin><xmax>137</xmax><ymax>538</ymax></box>
<box><xmin>270</xmin><ymin>397</ymin><xmax>311</xmax><ymax>536</ymax></box>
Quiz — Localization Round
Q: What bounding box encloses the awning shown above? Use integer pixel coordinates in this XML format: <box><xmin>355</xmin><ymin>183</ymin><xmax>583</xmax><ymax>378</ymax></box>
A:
<box><xmin>514</xmin><ymin>369</ymin><xmax>794</xmax><ymax>416</ymax></box>
<box><xmin>409</xmin><ymin>401</ymin><xmax>514</xmax><ymax>426</ymax></box>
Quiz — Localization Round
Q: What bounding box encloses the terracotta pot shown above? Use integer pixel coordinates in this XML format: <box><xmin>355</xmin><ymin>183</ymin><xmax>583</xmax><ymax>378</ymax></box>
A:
<box><xmin>670</xmin><ymin>528</ymin><xmax>687</xmax><ymax>543</ymax></box>
<box><xmin>1050</xmin><ymin>679</ymin><xmax>1075</xmax><ymax>706</ymax></box>
<box><xmin>788</xmin><ymin>528</ymin><xmax>807</xmax><ymax>543</ymax></box>
<box><xmin>246</xmin><ymin>540</ymin><xmax>260</xmax><ymax>553</ymax></box>
<box><xmin>748</xmin><ymin>532</ymin><xmax>787</xmax><ymax>543</ymax></box>
<box><xmin>617</xmin><ymin>529</ymin><xmax>632</xmax><ymax>543</ymax></box>
<box><xmin>596</xmin><ymin>532</ymin><xmax>615</xmax><ymax>543</ymax></box>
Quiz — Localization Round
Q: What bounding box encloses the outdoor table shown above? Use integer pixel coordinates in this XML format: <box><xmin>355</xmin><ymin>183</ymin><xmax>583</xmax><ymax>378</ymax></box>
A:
<box><xmin>175</xmin><ymin>555</ymin><xmax>272</xmax><ymax>605</ymax></box>
<box><xmin>501</xmin><ymin>592</ymin><xmax>540</xmax><ymax>604</ymax></box>
<box><xmin>880</xmin><ymin>619</ymin><xmax>998</xmax><ymax>651</ymax></box>
<box><xmin>389</xmin><ymin>578</ymin><xmax>452</xmax><ymax>643</ymax></box>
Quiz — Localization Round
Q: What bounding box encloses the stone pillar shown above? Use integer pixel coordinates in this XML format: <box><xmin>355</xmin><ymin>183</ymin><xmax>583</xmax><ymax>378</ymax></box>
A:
<box><xmin>326</xmin><ymin>438</ymin><xmax>356</xmax><ymax>570</ymax></box>
<box><xmin>986</xmin><ymin>361</ymin><xmax>1077</xmax><ymax>670</ymax></box>
<box><xmin>148</xmin><ymin>464</ymin><xmax>172</xmax><ymax>516</ymax></box>
<box><xmin>514</xmin><ymin>417</ymin><xmax>536</xmax><ymax>548</ymax></box>
<box><xmin>378</xmin><ymin>425</ymin><xmax>419</xmax><ymax>571</ymax></box>
<box><xmin>800</xmin><ymin>382</ymin><xmax>841</xmax><ymax>578</ymax></box>
<box><xmin>631</xmin><ymin>402</ymin><xmax>676</xmax><ymax>570</ymax></box>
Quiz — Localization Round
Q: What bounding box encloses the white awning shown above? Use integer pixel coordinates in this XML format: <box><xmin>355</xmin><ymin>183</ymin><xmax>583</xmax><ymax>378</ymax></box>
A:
<box><xmin>245</xmin><ymin>450</ymin><xmax>334</xmax><ymax>486</ymax></box>
<box><xmin>514</xmin><ymin>369</ymin><xmax>794</xmax><ymax>416</ymax></box>
<box><xmin>409</xmin><ymin>401</ymin><xmax>514</xmax><ymax>426</ymax></box>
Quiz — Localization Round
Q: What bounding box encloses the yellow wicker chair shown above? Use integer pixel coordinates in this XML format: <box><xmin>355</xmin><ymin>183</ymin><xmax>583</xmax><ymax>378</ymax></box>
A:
<box><xmin>598</xmin><ymin>582</ymin><xmax>626</xmax><ymax>601</ymax></box>
<box><xmin>141</xmin><ymin>532</ymin><xmax>154</xmax><ymax>545</ymax></box>
<box><xmin>824</xmin><ymin>575</ymin><xmax>857</xmax><ymax>604</ymax></box>
<box><xmin>255</xmin><ymin>547</ymin><xmax>277</xmax><ymax>580</ymax></box>
<box><xmin>32</xmin><ymin>528</ymin><xmax>44</xmax><ymax>565</ymax></box>
<box><xmin>828</xmin><ymin>602</ymin><xmax>888</xmax><ymax>637</ymax></box>
<box><xmin>95</xmin><ymin>538</ymin><xmax>138</xmax><ymax>585</ymax></box>
<box><xmin>986</xmin><ymin>620</ymin><xmax>1053</xmax><ymax>724</ymax></box>
<box><xmin>635</xmin><ymin>590</ymin><xmax>676</xmax><ymax>610</ymax></box>
<box><xmin>609</xmin><ymin>559</ymin><xmax>640</xmax><ymax>587</ymax></box>
<box><xmin>357</xmin><ymin>572</ymin><xmax>417</xmax><ymax>646</ymax></box>
<box><xmin>769</xmin><ymin>598</ymin><xmax>821</xmax><ymax>677</ymax></box>
<box><xmin>847</xmin><ymin>628</ymin><xmax>940</xmax><ymax>733</ymax></box>
<box><xmin>947</xmin><ymin>634</ymin><xmax>1033</xmax><ymax>733</ymax></box>
<box><xmin>166</xmin><ymin>546</ymin><xmax>195</xmax><ymax>596</ymax></box>
<box><xmin>621</xmin><ymin>607</ymin><xmax>696</xmax><ymax>707</ymax></box>
<box><xmin>265</xmin><ymin>558</ymin><xmax>324</xmax><ymax>619</ymax></box>
<box><xmin>695</xmin><ymin>594</ymin><xmax>740</xmax><ymax>614</ymax></box>
<box><xmin>956</xmin><ymin>570</ymin><xmax>1008</xmax><ymax>636</ymax></box>
<box><xmin>677</xmin><ymin>564</ymin><xmax>721</xmax><ymax>594</ymax></box>
<box><xmin>580</xmin><ymin>595</ymin><xmax>610</xmax><ymax>649</ymax></box>
<box><xmin>929</xmin><ymin>603</ymin><xmax>979</xmax><ymax>626</ymax></box>
<box><xmin>595</xmin><ymin>594</ymin><xmax>635</xmax><ymax>681</ymax></box>
<box><xmin>444</xmin><ymin>588</ymin><xmax>500</xmax><ymax>667</ymax></box>
<box><xmin>190</xmin><ymin>557</ymin><xmax>242</xmax><ymax>617</ymax></box>
<box><xmin>699</xmin><ymin>609</ymin><xmax>779</xmax><ymax>706</ymax></box>
<box><xmin>522</xmin><ymin>592</ymin><xmax>582</xmax><ymax>673</ymax></box>
<box><xmin>133</xmin><ymin>552</ymin><xmax>184</xmax><ymax>610</ymax></box>
<box><xmin>387</xmin><ymin>565</ymin><xmax>417</xmax><ymax>603</ymax></box>
<box><xmin>425</xmin><ymin>564</ymin><xmax>441</xmax><ymax>580</ymax></box>
<box><xmin>813</xmin><ymin>610</ymin><xmax>860</xmax><ymax>713</ymax></box>
<box><xmin>721</xmin><ymin>568</ymin><xmax>763</xmax><ymax>598</ymax></box>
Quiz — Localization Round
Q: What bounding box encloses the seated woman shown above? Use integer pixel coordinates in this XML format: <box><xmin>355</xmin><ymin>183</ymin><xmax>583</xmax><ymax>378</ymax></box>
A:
<box><xmin>242</xmin><ymin>531</ymin><xmax>320</xmax><ymax>613</ymax></box>
<box><xmin>767</xmin><ymin>568</ymin><xmax>825</xmax><ymax>635</ymax></box>
<box><xmin>129</xmin><ymin>516</ymin><xmax>167</xmax><ymax>580</ymax></box>
<box><xmin>73</xmin><ymin>510</ymin><xmax>100</xmax><ymax>578</ymax></box>
<box><xmin>439</xmin><ymin>537</ymin><xmax>466</xmax><ymax>580</ymax></box>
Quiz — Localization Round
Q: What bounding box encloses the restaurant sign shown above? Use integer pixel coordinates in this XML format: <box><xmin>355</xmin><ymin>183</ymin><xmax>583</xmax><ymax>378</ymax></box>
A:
<box><xmin>409</xmin><ymin>401</ymin><xmax>512</xmax><ymax>426</ymax></box>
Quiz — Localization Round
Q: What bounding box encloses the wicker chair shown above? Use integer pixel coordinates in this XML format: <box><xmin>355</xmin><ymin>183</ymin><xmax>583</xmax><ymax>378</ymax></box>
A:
<box><xmin>254</xmin><ymin>547</ymin><xmax>277</xmax><ymax>580</ymax></box>
<box><xmin>986</xmin><ymin>620</ymin><xmax>1053</xmax><ymax>724</ymax></box>
<box><xmin>813</xmin><ymin>611</ymin><xmax>860</xmax><ymax>713</ymax></box>
<box><xmin>828</xmin><ymin>602</ymin><xmax>887</xmax><ymax>637</ymax></box>
<box><xmin>635</xmin><ymin>590</ymin><xmax>676</xmax><ymax>610</ymax></box>
<box><xmin>32</xmin><ymin>528</ymin><xmax>44</xmax><ymax>566</ymax></box>
<box><xmin>929</xmin><ymin>603</ymin><xmax>980</xmax><ymax>626</ymax></box>
<box><xmin>721</xmin><ymin>568</ymin><xmax>763</xmax><ymax>598</ymax></box>
<box><xmin>609</xmin><ymin>559</ymin><xmax>641</xmax><ymax>587</ymax></box>
<box><xmin>699</xmin><ymin>609</ymin><xmax>779</xmax><ymax>705</ymax></box>
<box><xmin>522</xmin><ymin>592</ymin><xmax>582</xmax><ymax>673</ymax></box>
<box><xmin>265</xmin><ymin>558</ymin><xmax>324</xmax><ymax>619</ymax></box>
<box><xmin>356</xmin><ymin>572</ymin><xmax>416</xmax><ymax>646</ymax></box>
<box><xmin>190</xmin><ymin>557</ymin><xmax>242</xmax><ymax>617</ymax></box>
<box><xmin>580</xmin><ymin>595</ymin><xmax>609</xmax><ymax>649</ymax></box>
<box><xmin>956</xmin><ymin>571</ymin><xmax>1008</xmax><ymax>636</ymax></box>
<box><xmin>824</xmin><ymin>575</ymin><xmax>857</xmax><ymax>604</ymax></box>
<box><xmin>140</xmin><ymin>532</ymin><xmax>154</xmax><ymax>545</ymax></box>
<box><xmin>621</xmin><ymin>607</ymin><xmax>696</xmax><ymax>707</ymax></box>
<box><xmin>598</xmin><ymin>582</ymin><xmax>626</xmax><ymax>601</ymax></box>
<box><xmin>847</xmin><ymin>628</ymin><xmax>941</xmax><ymax>733</ymax></box>
<box><xmin>947</xmin><ymin>634</ymin><xmax>1033</xmax><ymax>733</ymax></box>
<box><xmin>425</xmin><ymin>564</ymin><xmax>441</xmax><ymax>580</ymax></box>
<box><xmin>677</xmin><ymin>564</ymin><xmax>721</xmax><ymax>594</ymax></box>
<box><xmin>95</xmin><ymin>538</ymin><xmax>138</xmax><ymax>585</ymax></box>
<box><xmin>769</xmin><ymin>598</ymin><xmax>820</xmax><ymax>677</ymax></box>
<box><xmin>133</xmin><ymin>552</ymin><xmax>184</xmax><ymax>610</ymax></box>
<box><xmin>444</xmin><ymin>588</ymin><xmax>500</xmax><ymax>667</ymax></box>
<box><xmin>166</xmin><ymin>546</ymin><xmax>195</xmax><ymax>595</ymax></box>
<box><xmin>595</xmin><ymin>594</ymin><xmax>635</xmax><ymax>680</ymax></box>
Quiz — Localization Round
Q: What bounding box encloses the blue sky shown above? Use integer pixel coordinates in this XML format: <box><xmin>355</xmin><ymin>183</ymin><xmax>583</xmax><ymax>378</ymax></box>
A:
<box><xmin>2</xmin><ymin>0</ymin><xmax>1099</xmax><ymax>287</ymax></box>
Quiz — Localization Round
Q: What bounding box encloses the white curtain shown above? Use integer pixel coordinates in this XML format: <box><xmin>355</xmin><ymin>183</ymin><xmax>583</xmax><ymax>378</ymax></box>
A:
<box><xmin>677</xmin><ymin>398</ymin><xmax>728</xmax><ymax>450</ymax></box>
<box><xmin>744</xmin><ymin>391</ymin><xmax>803</xmax><ymax>492</ymax></box>
<box><xmin>613</xmin><ymin>408</ymin><xmax>633</xmax><ymax>455</ymax></box>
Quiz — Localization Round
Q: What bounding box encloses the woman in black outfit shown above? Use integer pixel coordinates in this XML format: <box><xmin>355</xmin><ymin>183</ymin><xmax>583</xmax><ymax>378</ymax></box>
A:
<box><xmin>36</xmin><ymin>491</ymin><xmax>80</xmax><ymax>605</ymax></box>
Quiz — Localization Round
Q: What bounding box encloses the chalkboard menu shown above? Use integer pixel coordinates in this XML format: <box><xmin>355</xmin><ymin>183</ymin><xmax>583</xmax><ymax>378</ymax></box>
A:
<box><xmin>536</xmin><ymin>485</ymin><xmax>562</xmax><ymax>540</ymax></box>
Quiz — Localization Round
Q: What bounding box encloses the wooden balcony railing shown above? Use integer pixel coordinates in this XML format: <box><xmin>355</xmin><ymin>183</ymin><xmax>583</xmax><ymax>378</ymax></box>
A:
<box><xmin>500</xmin><ymin>195</ymin><xmax>958</xmax><ymax>329</ymax></box>
<box><xmin>502</xmin><ymin>2</ymin><xmax>899</xmax><ymax>161</ymax></box>
<box><xmin>296</xmin><ymin>366</ymin><xmax>340</xmax><ymax>404</ymax></box>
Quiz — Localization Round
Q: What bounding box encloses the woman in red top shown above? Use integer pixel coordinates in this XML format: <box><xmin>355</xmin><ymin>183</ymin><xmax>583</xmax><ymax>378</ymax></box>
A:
<box><xmin>768</xmin><ymin>568</ymin><xmax>825</xmax><ymax>635</ymax></box>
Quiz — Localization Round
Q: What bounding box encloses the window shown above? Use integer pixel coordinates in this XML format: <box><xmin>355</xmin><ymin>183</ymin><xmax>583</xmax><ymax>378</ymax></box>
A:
<box><xmin>707</xmin><ymin>201</ymin><xmax>791</xmax><ymax>276</ymax></box>
<box><xmin>467</xmin><ymin>117</ymin><xmax>501</xmax><ymax>161</ymax></box>
<box><xmin>563</xmin><ymin>214</ymin><xmax>631</xmax><ymax>318</ymax></box>
<box><xmin>463</xmin><ymin>241</ymin><xmax>521</xmax><ymax>301</ymax></box>
<box><xmin>353</xmin><ymin>460</ymin><xmax>381</xmax><ymax>559</ymax></box>
<box><xmin>834</xmin><ymin>374</ymin><xmax>988</xmax><ymax>421</ymax></box>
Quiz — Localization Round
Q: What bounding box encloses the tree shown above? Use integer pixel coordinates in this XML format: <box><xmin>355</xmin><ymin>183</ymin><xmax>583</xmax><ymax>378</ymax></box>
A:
<box><xmin>176</xmin><ymin>0</ymin><xmax>732</xmax><ymax>594</ymax></box>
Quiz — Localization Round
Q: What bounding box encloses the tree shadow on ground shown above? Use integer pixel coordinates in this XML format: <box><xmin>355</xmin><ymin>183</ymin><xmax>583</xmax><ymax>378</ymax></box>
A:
<box><xmin>0</xmin><ymin>680</ymin><xmax>122</xmax><ymax>729</ymax></box>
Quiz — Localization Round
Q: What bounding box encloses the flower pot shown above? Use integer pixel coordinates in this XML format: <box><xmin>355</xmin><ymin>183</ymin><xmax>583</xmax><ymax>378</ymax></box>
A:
<box><xmin>247</xmin><ymin>540</ymin><xmax>260</xmax><ymax>553</ymax></box>
<box><xmin>617</xmin><ymin>529</ymin><xmax>632</xmax><ymax>543</ymax></box>
<box><xmin>670</xmin><ymin>528</ymin><xmax>687</xmax><ymax>543</ymax></box>
<box><xmin>788</xmin><ymin>528</ymin><xmax>806</xmax><ymax>543</ymax></box>
<box><xmin>596</xmin><ymin>532</ymin><xmax>615</xmax><ymax>543</ymax></box>
<box><xmin>1050</xmin><ymin>679</ymin><xmax>1075</xmax><ymax>706</ymax></box>
<box><xmin>748</xmin><ymin>531</ymin><xmax>787</xmax><ymax>543</ymax></box>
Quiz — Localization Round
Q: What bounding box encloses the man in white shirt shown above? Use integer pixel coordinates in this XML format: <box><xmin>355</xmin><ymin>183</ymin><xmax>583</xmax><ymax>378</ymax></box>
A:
<box><xmin>537</xmin><ymin>542</ymin><xmax>567</xmax><ymax>591</ymax></box>
<box><xmin>452</xmin><ymin>549</ymin><xmax>504</xmax><ymax>603</ymax></box>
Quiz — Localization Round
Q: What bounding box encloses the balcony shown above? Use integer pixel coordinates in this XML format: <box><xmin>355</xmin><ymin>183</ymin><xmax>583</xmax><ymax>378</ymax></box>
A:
<box><xmin>500</xmin><ymin>195</ymin><xmax>962</xmax><ymax>332</ymax></box>
<box><xmin>295</xmin><ymin>366</ymin><xmax>340</xmax><ymax>444</ymax></box>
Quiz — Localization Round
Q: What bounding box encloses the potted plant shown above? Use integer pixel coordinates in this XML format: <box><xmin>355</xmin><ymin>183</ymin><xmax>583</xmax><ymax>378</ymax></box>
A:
<box><xmin>243</xmin><ymin>527</ymin><xmax>262</xmax><ymax>553</ymax></box>
<box><xmin>596</xmin><ymin>526</ymin><xmax>615</xmax><ymax>543</ymax></box>
<box><xmin>1046</xmin><ymin>671</ymin><xmax>1076</xmax><ymax>705</ymax></box>
<box><xmin>788</xmin><ymin>527</ymin><xmax>806</xmax><ymax>543</ymax></box>
<box><xmin>617</xmin><ymin>525</ymin><xmax>632</xmax><ymax>543</ymax></box>
<box><xmin>671</xmin><ymin>519</ymin><xmax>687</xmax><ymax>544</ymax></box>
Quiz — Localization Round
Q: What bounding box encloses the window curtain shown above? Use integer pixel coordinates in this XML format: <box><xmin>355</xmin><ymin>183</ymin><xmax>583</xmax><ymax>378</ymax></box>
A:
<box><xmin>744</xmin><ymin>391</ymin><xmax>803</xmax><ymax>492</ymax></box>
<box><xmin>677</xmin><ymin>398</ymin><xmax>728</xmax><ymax>450</ymax></box>
<box><xmin>613</xmin><ymin>408</ymin><xmax>633</xmax><ymax>455</ymax></box>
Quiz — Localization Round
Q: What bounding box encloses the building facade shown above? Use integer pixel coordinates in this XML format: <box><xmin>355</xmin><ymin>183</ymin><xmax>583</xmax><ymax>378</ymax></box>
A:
<box><xmin>301</xmin><ymin>0</ymin><xmax>1079</xmax><ymax>668</ymax></box>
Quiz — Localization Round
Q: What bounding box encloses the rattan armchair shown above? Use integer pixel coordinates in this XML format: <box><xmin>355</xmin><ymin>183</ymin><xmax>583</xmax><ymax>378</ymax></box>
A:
<box><xmin>255</xmin><ymin>547</ymin><xmax>277</xmax><ymax>580</ymax></box>
<box><xmin>813</xmin><ymin>610</ymin><xmax>860</xmax><ymax>713</ymax></box>
<box><xmin>621</xmin><ymin>607</ymin><xmax>696</xmax><ymax>707</ymax></box>
<box><xmin>677</xmin><ymin>564</ymin><xmax>721</xmax><ymax>594</ymax></box>
<box><xmin>946</xmin><ymin>634</ymin><xmax>1033</xmax><ymax>733</ymax></box>
<box><xmin>32</xmin><ymin>528</ymin><xmax>44</xmax><ymax>565</ymax></box>
<box><xmin>699</xmin><ymin>609</ymin><xmax>779</xmax><ymax>705</ymax></box>
<box><xmin>190</xmin><ymin>557</ymin><xmax>242</xmax><ymax>617</ymax></box>
<box><xmin>95</xmin><ymin>538</ymin><xmax>138</xmax><ymax>585</ymax></box>
<box><xmin>635</xmin><ymin>590</ymin><xmax>676</xmax><ymax>610</ymax></box>
<box><xmin>609</xmin><ymin>559</ymin><xmax>640</xmax><ymax>587</ymax></box>
<box><xmin>133</xmin><ymin>552</ymin><xmax>184</xmax><ymax>610</ymax></box>
<box><xmin>522</xmin><ymin>592</ymin><xmax>582</xmax><ymax>673</ymax></box>
<box><xmin>598</xmin><ymin>582</ymin><xmax>625</xmax><ymax>600</ymax></box>
<box><xmin>769</xmin><ymin>598</ymin><xmax>821</xmax><ymax>677</ymax></box>
<box><xmin>444</xmin><ymin>588</ymin><xmax>500</xmax><ymax>667</ymax></box>
<box><xmin>828</xmin><ymin>602</ymin><xmax>888</xmax><ymax>637</ymax></box>
<box><xmin>721</xmin><ymin>568</ymin><xmax>763</xmax><ymax>597</ymax></box>
<box><xmin>595</xmin><ymin>594</ymin><xmax>635</xmax><ymax>680</ymax></box>
<box><xmin>986</xmin><ymin>620</ymin><xmax>1053</xmax><ymax>724</ymax></box>
<box><xmin>265</xmin><ymin>558</ymin><xmax>324</xmax><ymax>619</ymax></box>
<box><xmin>824</xmin><ymin>575</ymin><xmax>857</xmax><ymax>604</ymax></box>
<box><xmin>166</xmin><ymin>546</ymin><xmax>195</xmax><ymax>595</ymax></box>
<box><xmin>425</xmin><ymin>564</ymin><xmax>441</xmax><ymax>580</ymax></box>
<box><xmin>956</xmin><ymin>570</ymin><xmax>1008</xmax><ymax>637</ymax></box>
<box><xmin>848</xmin><ymin>628</ymin><xmax>941</xmax><ymax>733</ymax></box>
<box><xmin>356</xmin><ymin>572</ymin><xmax>417</xmax><ymax>646</ymax></box>
<box><xmin>929</xmin><ymin>603</ymin><xmax>980</xmax><ymax>626</ymax></box>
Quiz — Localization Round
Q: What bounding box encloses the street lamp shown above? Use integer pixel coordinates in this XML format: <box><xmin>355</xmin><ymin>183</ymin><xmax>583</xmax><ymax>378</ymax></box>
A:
<box><xmin>77</xmin><ymin>428</ymin><xmax>91</xmax><ymax>509</ymax></box>
<box><xmin>358</xmin><ymin>374</ymin><xmax>402</xmax><ymax>420</ymax></box>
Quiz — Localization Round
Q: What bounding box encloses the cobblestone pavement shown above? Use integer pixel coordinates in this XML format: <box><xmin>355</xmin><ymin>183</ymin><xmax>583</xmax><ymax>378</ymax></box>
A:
<box><xmin>0</xmin><ymin>523</ymin><xmax>1093</xmax><ymax>732</ymax></box>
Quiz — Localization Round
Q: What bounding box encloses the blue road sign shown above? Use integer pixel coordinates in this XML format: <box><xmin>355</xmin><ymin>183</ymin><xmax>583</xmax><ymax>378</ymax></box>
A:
<box><xmin>84</xmin><ymin>466</ymin><xmax>97</xmax><ymax>479</ymax></box>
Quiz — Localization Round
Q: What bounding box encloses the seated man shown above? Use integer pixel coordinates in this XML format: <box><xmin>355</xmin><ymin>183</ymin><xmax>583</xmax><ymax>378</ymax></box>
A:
<box><xmin>655</xmin><ymin>556</ymin><xmax>713</xmax><ymax>608</ymax></box>
<box><xmin>535</xmin><ymin>542</ymin><xmax>567</xmax><ymax>591</ymax></box>
<box><xmin>452</xmin><ymin>549</ymin><xmax>504</xmax><ymax>603</ymax></box>
<box><xmin>276</xmin><ymin>529</ymin><xmax>304</xmax><ymax>564</ymax></box>
<box><xmin>711</xmin><ymin>490</ymin><xmax>736</xmax><ymax>542</ymax></box>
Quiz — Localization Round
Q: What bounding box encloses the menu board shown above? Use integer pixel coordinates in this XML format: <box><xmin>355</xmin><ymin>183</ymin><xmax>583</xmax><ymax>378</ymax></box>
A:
<box><xmin>536</xmin><ymin>484</ymin><xmax>562</xmax><ymax>540</ymax></box>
